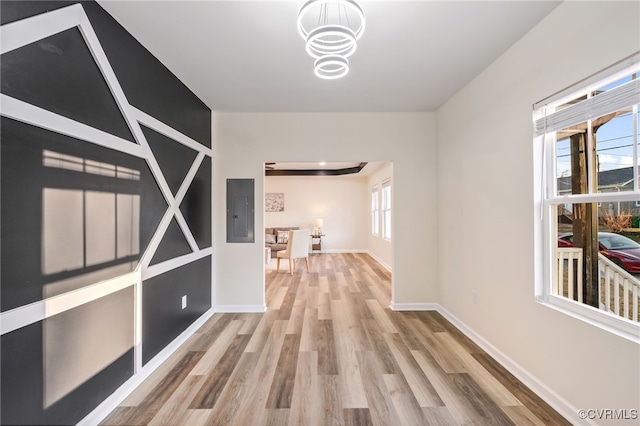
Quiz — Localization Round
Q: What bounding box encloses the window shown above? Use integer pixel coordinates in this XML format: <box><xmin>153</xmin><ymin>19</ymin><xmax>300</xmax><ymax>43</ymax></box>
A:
<box><xmin>382</xmin><ymin>179</ymin><xmax>391</xmax><ymax>240</ymax></box>
<box><xmin>535</xmin><ymin>53</ymin><xmax>640</xmax><ymax>338</ymax></box>
<box><xmin>371</xmin><ymin>185</ymin><xmax>379</xmax><ymax>235</ymax></box>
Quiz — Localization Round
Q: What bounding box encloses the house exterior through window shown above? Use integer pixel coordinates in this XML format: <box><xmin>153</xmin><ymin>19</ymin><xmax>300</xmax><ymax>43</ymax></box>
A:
<box><xmin>535</xmin><ymin>53</ymin><xmax>640</xmax><ymax>339</ymax></box>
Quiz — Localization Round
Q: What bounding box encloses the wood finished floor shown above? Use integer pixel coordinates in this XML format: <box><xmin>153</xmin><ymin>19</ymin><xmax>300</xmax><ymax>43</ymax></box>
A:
<box><xmin>102</xmin><ymin>253</ymin><xmax>570</xmax><ymax>426</ymax></box>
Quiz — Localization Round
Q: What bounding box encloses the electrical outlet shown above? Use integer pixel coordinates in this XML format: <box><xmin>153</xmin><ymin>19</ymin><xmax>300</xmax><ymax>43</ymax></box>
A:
<box><xmin>181</xmin><ymin>295</ymin><xmax>187</xmax><ymax>309</ymax></box>
<box><xmin>472</xmin><ymin>290</ymin><xmax>478</xmax><ymax>304</ymax></box>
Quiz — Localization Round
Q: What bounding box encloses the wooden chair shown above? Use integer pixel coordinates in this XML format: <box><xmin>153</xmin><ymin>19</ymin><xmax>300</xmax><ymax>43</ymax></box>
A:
<box><xmin>277</xmin><ymin>229</ymin><xmax>311</xmax><ymax>275</ymax></box>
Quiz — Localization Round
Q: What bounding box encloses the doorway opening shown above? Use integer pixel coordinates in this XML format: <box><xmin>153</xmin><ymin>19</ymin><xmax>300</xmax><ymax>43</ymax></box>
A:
<box><xmin>262</xmin><ymin>161</ymin><xmax>394</xmax><ymax>305</ymax></box>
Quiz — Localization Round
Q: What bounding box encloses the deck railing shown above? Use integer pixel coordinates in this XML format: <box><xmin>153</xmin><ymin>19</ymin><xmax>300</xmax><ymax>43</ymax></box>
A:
<box><xmin>598</xmin><ymin>255</ymin><xmax>640</xmax><ymax>321</ymax></box>
<box><xmin>555</xmin><ymin>248</ymin><xmax>640</xmax><ymax>322</ymax></box>
<box><xmin>556</xmin><ymin>248</ymin><xmax>583</xmax><ymax>302</ymax></box>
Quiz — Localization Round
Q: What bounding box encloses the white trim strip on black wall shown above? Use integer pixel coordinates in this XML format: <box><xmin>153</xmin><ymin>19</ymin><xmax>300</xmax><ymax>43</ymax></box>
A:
<box><xmin>0</xmin><ymin>3</ymin><xmax>81</xmax><ymax>54</ymax></box>
<box><xmin>0</xmin><ymin>94</ymin><xmax>146</xmax><ymax>158</ymax></box>
<box><xmin>132</xmin><ymin>106</ymin><xmax>213</xmax><ymax>157</ymax></box>
<box><xmin>0</xmin><ymin>271</ymin><xmax>140</xmax><ymax>335</ymax></box>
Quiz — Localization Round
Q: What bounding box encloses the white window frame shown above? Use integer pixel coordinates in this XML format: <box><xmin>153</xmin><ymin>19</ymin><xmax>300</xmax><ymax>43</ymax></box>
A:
<box><xmin>382</xmin><ymin>179</ymin><xmax>391</xmax><ymax>241</ymax></box>
<box><xmin>371</xmin><ymin>185</ymin><xmax>379</xmax><ymax>236</ymax></box>
<box><xmin>534</xmin><ymin>52</ymin><xmax>640</xmax><ymax>343</ymax></box>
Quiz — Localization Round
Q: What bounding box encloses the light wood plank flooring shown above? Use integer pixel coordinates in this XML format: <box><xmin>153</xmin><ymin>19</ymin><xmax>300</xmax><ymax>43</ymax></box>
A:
<box><xmin>102</xmin><ymin>253</ymin><xmax>570</xmax><ymax>426</ymax></box>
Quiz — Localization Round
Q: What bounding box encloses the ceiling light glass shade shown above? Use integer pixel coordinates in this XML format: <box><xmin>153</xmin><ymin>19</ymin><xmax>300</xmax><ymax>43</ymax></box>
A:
<box><xmin>314</xmin><ymin>55</ymin><xmax>349</xmax><ymax>80</ymax></box>
<box><xmin>305</xmin><ymin>25</ymin><xmax>357</xmax><ymax>59</ymax></box>
<box><xmin>297</xmin><ymin>0</ymin><xmax>365</xmax><ymax>41</ymax></box>
<box><xmin>297</xmin><ymin>0</ymin><xmax>365</xmax><ymax>79</ymax></box>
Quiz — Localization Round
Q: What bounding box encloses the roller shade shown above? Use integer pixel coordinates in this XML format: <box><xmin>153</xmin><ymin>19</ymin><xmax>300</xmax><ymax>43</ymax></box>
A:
<box><xmin>535</xmin><ymin>78</ymin><xmax>640</xmax><ymax>136</ymax></box>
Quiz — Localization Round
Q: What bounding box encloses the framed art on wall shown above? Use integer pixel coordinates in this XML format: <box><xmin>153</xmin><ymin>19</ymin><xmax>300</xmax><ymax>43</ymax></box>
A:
<box><xmin>265</xmin><ymin>192</ymin><xmax>284</xmax><ymax>212</ymax></box>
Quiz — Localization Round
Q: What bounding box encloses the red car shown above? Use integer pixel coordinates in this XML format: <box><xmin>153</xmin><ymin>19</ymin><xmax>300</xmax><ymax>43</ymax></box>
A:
<box><xmin>558</xmin><ymin>232</ymin><xmax>640</xmax><ymax>274</ymax></box>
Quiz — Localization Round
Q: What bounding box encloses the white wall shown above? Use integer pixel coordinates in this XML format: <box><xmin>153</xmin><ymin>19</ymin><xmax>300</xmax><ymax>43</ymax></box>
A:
<box><xmin>366</xmin><ymin>162</ymin><xmax>393</xmax><ymax>270</ymax></box>
<box><xmin>437</xmin><ymin>1</ymin><xmax>640</xmax><ymax>423</ymax></box>
<box><xmin>214</xmin><ymin>112</ymin><xmax>437</xmax><ymax>310</ymax></box>
<box><xmin>264</xmin><ymin>175</ymin><xmax>367</xmax><ymax>252</ymax></box>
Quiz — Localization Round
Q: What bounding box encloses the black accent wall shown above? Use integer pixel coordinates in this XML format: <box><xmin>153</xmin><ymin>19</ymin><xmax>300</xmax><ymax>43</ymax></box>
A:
<box><xmin>80</xmin><ymin>1</ymin><xmax>212</xmax><ymax>147</ymax></box>
<box><xmin>1</xmin><ymin>287</ymin><xmax>135</xmax><ymax>425</ymax></box>
<box><xmin>182</xmin><ymin>156</ymin><xmax>213</xmax><ymax>248</ymax></box>
<box><xmin>142</xmin><ymin>125</ymin><xmax>198</xmax><ymax>195</ymax></box>
<box><xmin>0</xmin><ymin>1</ymin><xmax>212</xmax><ymax>424</ymax></box>
<box><xmin>1</xmin><ymin>26</ymin><xmax>136</xmax><ymax>142</ymax></box>
<box><xmin>0</xmin><ymin>117</ymin><xmax>162</xmax><ymax>310</ymax></box>
<box><xmin>142</xmin><ymin>256</ymin><xmax>212</xmax><ymax>364</ymax></box>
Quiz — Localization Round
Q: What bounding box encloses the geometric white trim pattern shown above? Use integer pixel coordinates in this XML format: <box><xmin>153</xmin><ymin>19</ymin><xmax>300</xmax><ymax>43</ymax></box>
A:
<box><xmin>131</xmin><ymin>106</ymin><xmax>212</xmax><ymax>157</ymax></box>
<box><xmin>0</xmin><ymin>3</ymin><xmax>214</xmax><ymax>378</ymax></box>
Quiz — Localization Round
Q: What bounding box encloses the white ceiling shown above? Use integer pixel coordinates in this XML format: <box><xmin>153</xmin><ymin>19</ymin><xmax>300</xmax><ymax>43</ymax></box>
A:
<box><xmin>97</xmin><ymin>0</ymin><xmax>561</xmax><ymax>113</ymax></box>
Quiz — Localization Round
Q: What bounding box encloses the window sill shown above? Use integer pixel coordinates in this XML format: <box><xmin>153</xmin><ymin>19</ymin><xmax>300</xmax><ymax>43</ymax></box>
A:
<box><xmin>538</xmin><ymin>294</ymin><xmax>640</xmax><ymax>344</ymax></box>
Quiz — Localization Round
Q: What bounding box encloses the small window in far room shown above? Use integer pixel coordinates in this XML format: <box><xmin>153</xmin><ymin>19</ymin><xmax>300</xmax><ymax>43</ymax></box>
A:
<box><xmin>382</xmin><ymin>179</ymin><xmax>391</xmax><ymax>240</ymax></box>
<box><xmin>371</xmin><ymin>185</ymin><xmax>379</xmax><ymax>235</ymax></box>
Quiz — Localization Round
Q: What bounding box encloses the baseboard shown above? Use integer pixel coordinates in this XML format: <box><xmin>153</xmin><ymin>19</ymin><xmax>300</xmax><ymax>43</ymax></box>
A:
<box><xmin>78</xmin><ymin>308</ymin><xmax>216</xmax><ymax>426</ymax></box>
<box><xmin>435</xmin><ymin>305</ymin><xmax>587</xmax><ymax>425</ymax></box>
<box><xmin>366</xmin><ymin>250</ymin><xmax>392</xmax><ymax>272</ymax></box>
<box><xmin>214</xmin><ymin>304</ymin><xmax>267</xmax><ymax>313</ymax></box>
<box><xmin>389</xmin><ymin>302</ymin><xmax>439</xmax><ymax>311</ymax></box>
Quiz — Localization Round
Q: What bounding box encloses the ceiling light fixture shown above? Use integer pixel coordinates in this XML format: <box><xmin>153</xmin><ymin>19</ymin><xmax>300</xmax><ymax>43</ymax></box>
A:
<box><xmin>297</xmin><ymin>0</ymin><xmax>365</xmax><ymax>80</ymax></box>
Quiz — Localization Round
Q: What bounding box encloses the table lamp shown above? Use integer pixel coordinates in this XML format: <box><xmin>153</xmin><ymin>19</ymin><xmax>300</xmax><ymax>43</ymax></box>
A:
<box><xmin>314</xmin><ymin>218</ymin><xmax>323</xmax><ymax>236</ymax></box>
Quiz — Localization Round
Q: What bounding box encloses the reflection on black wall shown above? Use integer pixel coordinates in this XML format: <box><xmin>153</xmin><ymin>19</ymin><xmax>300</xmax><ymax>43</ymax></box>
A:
<box><xmin>1</xmin><ymin>287</ymin><xmax>135</xmax><ymax>425</ymax></box>
<box><xmin>0</xmin><ymin>117</ymin><xmax>166</xmax><ymax>311</ymax></box>
<box><xmin>0</xmin><ymin>1</ymin><xmax>212</xmax><ymax>424</ymax></box>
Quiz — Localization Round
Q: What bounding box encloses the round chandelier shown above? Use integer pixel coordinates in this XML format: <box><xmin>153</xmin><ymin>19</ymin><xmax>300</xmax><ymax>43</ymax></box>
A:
<box><xmin>297</xmin><ymin>0</ymin><xmax>366</xmax><ymax>80</ymax></box>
